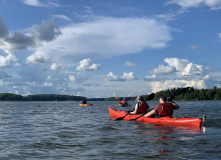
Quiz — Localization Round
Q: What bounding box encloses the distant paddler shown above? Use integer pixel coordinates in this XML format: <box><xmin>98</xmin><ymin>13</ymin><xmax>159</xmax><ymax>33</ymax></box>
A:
<box><xmin>79</xmin><ymin>98</ymin><xmax>88</xmax><ymax>106</ymax></box>
<box><xmin>118</xmin><ymin>98</ymin><xmax>129</xmax><ymax>107</ymax></box>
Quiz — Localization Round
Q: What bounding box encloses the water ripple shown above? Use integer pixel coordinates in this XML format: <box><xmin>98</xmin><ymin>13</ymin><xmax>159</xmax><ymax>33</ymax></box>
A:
<box><xmin>0</xmin><ymin>101</ymin><xmax>220</xmax><ymax>159</ymax></box>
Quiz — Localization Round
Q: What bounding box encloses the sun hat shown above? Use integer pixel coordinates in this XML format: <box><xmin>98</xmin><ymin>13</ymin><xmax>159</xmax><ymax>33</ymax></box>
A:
<box><xmin>136</xmin><ymin>95</ymin><xmax>144</xmax><ymax>101</ymax></box>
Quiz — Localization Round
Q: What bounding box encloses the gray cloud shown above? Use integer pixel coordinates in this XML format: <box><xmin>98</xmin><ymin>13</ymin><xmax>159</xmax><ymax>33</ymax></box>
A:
<box><xmin>0</xmin><ymin>18</ymin><xmax>61</xmax><ymax>51</ymax></box>
<box><xmin>5</xmin><ymin>32</ymin><xmax>35</xmax><ymax>50</ymax></box>
<box><xmin>0</xmin><ymin>69</ymin><xmax>12</xmax><ymax>79</ymax></box>
<box><xmin>191</xmin><ymin>45</ymin><xmax>202</xmax><ymax>50</ymax></box>
<box><xmin>125</xmin><ymin>61</ymin><xmax>138</xmax><ymax>67</ymax></box>
<box><xmin>30</xmin><ymin>19</ymin><xmax>61</xmax><ymax>42</ymax></box>
<box><xmin>0</xmin><ymin>17</ymin><xmax>9</xmax><ymax>38</ymax></box>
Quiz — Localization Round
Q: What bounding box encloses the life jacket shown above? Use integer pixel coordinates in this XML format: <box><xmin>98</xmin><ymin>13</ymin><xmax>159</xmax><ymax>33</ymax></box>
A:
<box><xmin>158</xmin><ymin>103</ymin><xmax>174</xmax><ymax>116</ymax></box>
<box><xmin>137</xmin><ymin>102</ymin><xmax>148</xmax><ymax>114</ymax></box>
<box><xmin>122</xmin><ymin>100</ymin><xmax>127</xmax><ymax>105</ymax></box>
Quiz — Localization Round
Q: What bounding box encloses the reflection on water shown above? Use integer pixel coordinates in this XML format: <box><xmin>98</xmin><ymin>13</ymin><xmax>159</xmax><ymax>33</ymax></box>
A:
<box><xmin>0</xmin><ymin>101</ymin><xmax>220</xmax><ymax>159</ymax></box>
<box><xmin>129</xmin><ymin>122</ymin><xmax>205</xmax><ymax>157</ymax></box>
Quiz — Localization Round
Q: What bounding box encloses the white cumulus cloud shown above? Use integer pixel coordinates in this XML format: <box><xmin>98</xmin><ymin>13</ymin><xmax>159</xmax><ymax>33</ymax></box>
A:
<box><xmin>150</xmin><ymin>64</ymin><xmax>176</xmax><ymax>74</ymax></box>
<box><xmin>104</xmin><ymin>72</ymin><xmax>136</xmax><ymax>81</ymax></box>
<box><xmin>163</xmin><ymin>58</ymin><xmax>204</xmax><ymax>76</ymax></box>
<box><xmin>147</xmin><ymin>57</ymin><xmax>217</xmax><ymax>93</ymax></box>
<box><xmin>22</xmin><ymin>0</ymin><xmax>44</xmax><ymax>6</ymax></box>
<box><xmin>43</xmin><ymin>82</ymin><xmax>53</xmax><ymax>86</ymax></box>
<box><xmin>26</xmin><ymin>54</ymin><xmax>46</xmax><ymax>63</ymax></box>
<box><xmin>26</xmin><ymin>16</ymin><xmax>172</xmax><ymax>65</ymax></box>
<box><xmin>69</xmin><ymin>75</ymin><xmax>76</xmax><ymax>81</ymax></box>
<box><xmin>0</xmin><ymin>50</ymin><xmax>17</xmax><ymax>68</ymax></box>
<box><xmin>121</xmin><ymin>72</ymin><xmax>136</xmax><ymax>80</ymax></box>
<box><xmin>183</xmin><ymin>63</ymin><xmax>203</xmax><ymax>76</ymax></box>
<box><xmin>167</xmin><ymin>0</ymin><xmax>221</xmax><ymax>9</ymax></box>
<box><xmin>50</xmin><ymin>63</ymin><xmax>63</xmax><ymax>71</ymax></box>
<box><xmin>76</xmin><ymin>59</ymin><xmax>101</xmax><ymax>71</ymax></box>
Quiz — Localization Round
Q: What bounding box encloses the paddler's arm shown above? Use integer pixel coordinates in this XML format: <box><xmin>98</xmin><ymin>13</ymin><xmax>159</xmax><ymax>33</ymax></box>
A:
<box><xmin>143</xmin><ymin>109</ymin><xmax>156</xmax><ymax>117</ymax></box>
<box><xmin>167</xmin><ymin>97</ymin><xmax>179</xmax><ymax>109</ymax></box>
<box><xmin>172</xmin><ymin>101</ymin><xmax>179</xmax><ymax>109</ymax></box>
<box><xmin>130</xmin><ymin>107</ymin><xmax>138</xmax><ymax>115</ymax></box>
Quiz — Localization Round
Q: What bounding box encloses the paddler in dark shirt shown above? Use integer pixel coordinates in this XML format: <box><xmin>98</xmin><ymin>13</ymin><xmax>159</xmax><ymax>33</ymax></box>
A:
<box><xmin>82</xmin><ymin>98</ymin><xmax>87</xmax><ymax>104</ymax></box>
<box><xmin>144</xmin><ymin>95</ymin><xmax>179</xmax><ymax>117</ymax></box>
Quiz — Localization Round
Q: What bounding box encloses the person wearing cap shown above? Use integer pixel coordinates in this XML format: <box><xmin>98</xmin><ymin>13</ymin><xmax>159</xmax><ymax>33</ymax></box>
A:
<box><xmin>129</xmin><ymin>95</ymin><xmax>149</xmax><ymax>114</ymax></box>
<box><xmin>144</xmin><ymin>95</ymin><xmax>179</xmax><ymax>117</ymax></box>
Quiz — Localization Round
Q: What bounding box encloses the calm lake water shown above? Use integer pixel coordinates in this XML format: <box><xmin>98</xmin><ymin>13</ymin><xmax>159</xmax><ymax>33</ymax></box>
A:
<box><xmin>0</xmin><ymin>101</ymin><xmax>220</xmax><ymax>159</ymax></box>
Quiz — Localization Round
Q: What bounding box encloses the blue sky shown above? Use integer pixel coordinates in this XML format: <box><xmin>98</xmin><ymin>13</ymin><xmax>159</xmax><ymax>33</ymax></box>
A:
<box><xmin>0</xmin><ymin>0</ymin><xmax>221</xmax><ymax>98</ymax></box>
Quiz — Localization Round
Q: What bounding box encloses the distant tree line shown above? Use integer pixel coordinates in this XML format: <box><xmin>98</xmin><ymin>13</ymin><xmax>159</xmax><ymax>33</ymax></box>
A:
<box><xmin>0</xmin><ymin>93</ymin><xmax>86</xmax><ymax>101</ymax></box>
<box><xmin>0</xmin><ymin>87</ymin><xmax>221</xmax><ymax>101</ymax></box>
<box><xmin>103</xmin><ymin>86</ymin><xmax>221</xmax><ymax>101</ymax></box>
<box><xmin>153</xmin><ymin>86</ymin><xmax>221</xmax><ymax>101</ymax></box>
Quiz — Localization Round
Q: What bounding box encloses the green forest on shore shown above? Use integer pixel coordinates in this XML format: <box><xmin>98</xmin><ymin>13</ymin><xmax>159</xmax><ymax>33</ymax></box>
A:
<box><xmin>0</xmin><ymin>87</ymin><xmax>220</xmax><ymax>101</ymax></box>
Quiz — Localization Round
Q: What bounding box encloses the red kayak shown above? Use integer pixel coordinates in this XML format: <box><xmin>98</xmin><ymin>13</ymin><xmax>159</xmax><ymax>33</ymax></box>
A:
<box><xmin>108</xmin><ymin>107</ymin><xmax>202</xmax><ymax>128</ymax></box>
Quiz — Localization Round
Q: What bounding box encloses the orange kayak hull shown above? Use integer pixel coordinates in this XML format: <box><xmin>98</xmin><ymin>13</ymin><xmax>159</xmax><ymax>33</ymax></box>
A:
<box><xmin>108</xmin><ymin>107</ymin><xmax>202</xmax><ymax>128</ymax></box>
<box><xmin>79</xmin><ymin>103</ymin><xmax>88</xmax><ymax>106</ymax></box>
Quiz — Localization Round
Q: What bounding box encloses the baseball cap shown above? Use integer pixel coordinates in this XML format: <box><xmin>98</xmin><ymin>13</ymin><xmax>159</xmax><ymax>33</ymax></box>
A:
<box><xmin>159</xmin><ymin>95</ymin><xmax>167</xmax><ymax>101</ymax></box>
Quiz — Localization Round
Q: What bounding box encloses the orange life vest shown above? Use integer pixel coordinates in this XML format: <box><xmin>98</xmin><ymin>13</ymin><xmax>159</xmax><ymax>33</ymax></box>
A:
<box><xmin>158</xmin><ymin>103</ymin><xmax>174</xmax><ymax>116</ymax></box>
<box><xmin>122</xmin><ymin>100</ymin><xmax>127</xmax><ymax>105</ymax></box>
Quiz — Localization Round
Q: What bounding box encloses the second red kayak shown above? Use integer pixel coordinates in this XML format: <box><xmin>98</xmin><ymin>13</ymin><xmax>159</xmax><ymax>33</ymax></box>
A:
<box><xmin>109</xmin><ymin>107</ymin><xmax>202</xmax><ymax>128</ymax></box>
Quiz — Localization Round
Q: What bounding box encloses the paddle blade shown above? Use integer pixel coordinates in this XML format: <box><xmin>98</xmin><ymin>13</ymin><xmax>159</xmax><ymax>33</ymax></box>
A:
<box><xmin>146</xmin><ymin>93</ymin><xmax>155</xmax><ymax>101</ymax></box>
<box><xmin>171</xmin><ymin>87</ymin><xmax>190</xmax><ymax>99</ymax></box>
<box><xmin>115</xmin><ymin>97</ymin><xmax>119</xmax><ymax>100</ymax></box>
<box><xmin>177</xmin><ymin>87</ymin><xmax>190</xmax><ymax>94</ymax></box>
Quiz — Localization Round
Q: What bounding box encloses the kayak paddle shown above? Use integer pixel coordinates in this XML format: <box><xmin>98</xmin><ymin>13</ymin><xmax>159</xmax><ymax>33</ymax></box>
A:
<box><xmin>115</xmin><ymin>93</ymin><xmax>155</xmax><ymax>121</ymax></box>
<box><xmin>168</xmin><ymin>87</ymin><xmax>190</xmax><ymax>101</ymax></box>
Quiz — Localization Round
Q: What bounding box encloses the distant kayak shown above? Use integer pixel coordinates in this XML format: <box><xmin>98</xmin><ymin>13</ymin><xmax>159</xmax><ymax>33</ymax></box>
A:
<box><xmin>118</xmin><ymin>103</ymin><xmax>132</xmax><ymax>107</ymax></box>
<box><xmin>109</xmin><ymin>107</ymin><xmax>202</xmax><ymax>128</ymax></box>
<box><xmin>79</xmin><ymin>103</ymin><xmax>88</xmax><ymax>106</ymax></box>
<box><xmin>118</xmin><ymin>103</ymin><xmax>129</xmax><ymax>107</ymax></box>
